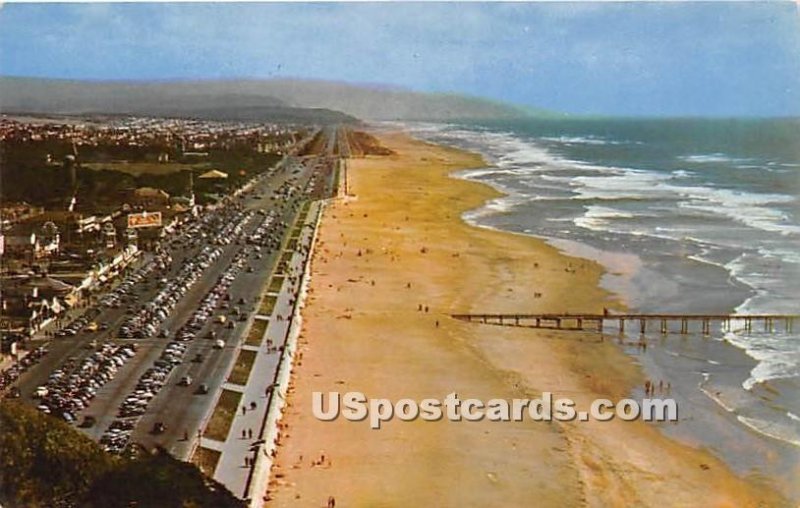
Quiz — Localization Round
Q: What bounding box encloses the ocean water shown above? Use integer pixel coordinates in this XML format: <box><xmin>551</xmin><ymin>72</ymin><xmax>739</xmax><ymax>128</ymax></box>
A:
<box><xmin>399</xmin><ymin>118</ymin><xmax>800</xmax><ymax>485</ymax></box>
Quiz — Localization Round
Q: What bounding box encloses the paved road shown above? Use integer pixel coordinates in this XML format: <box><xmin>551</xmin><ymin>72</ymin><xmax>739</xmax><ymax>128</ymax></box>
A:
<box><xmin>10</xmin><ymin>154</ymin><xmax>326</xmax><ymax>455</ymax></box>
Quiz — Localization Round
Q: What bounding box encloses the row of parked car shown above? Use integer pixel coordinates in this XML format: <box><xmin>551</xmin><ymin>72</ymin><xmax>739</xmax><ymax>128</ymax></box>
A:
<box><xmin>118</xmin><ymin>244</ymin><xmax>223</xmax><ymax>339</ymax></box>
<box><xmin>0</xmin><ymin>346</ymin><xmax>49</xmax><ymax>395</ymax></box>
<box><xmin>118</xmin><ymin>205</ymin><xmax>258</xmax><ymax>339</ymax></box>
<box><xmin>98</xmin><ymin>207</ymin><xmax>265</xmax><ymax>453</ymax></box>
<box><xmin>251</xmin><ymin>210</ymin><xmax>293</xmax><ymax>254</ymax></box>
<box><xmin>54</xmin><ymin>307</ymin><xmax>103</xmax><ymax>338</ymax></box>
<box><xmin>34</xmin><ymin>343</ymin><xmax>137</xmax><ymax>423</ymax></box>
<box><xmin>99</xmin><ymin>340</ymin><xmax>190</xmax><ymax>454</ymax></box>
<box><xmin>100</xmin><ymin>250</ymin><xmax>173</xmax><ymax>311</ymax></box>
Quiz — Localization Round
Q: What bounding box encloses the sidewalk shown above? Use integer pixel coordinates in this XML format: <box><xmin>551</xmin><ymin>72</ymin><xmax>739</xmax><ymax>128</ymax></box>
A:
<box><xmin>204</xmin><ymin>202</ymin><xmax>320</xmax><ymax>499</ymax></box>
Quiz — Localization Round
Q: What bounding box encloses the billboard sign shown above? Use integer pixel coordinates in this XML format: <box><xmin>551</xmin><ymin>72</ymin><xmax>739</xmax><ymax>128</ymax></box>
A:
<box><xmin>127</xmin><ymin>211</ymin><xmax>162</xmax><ymax>229</ymax></box>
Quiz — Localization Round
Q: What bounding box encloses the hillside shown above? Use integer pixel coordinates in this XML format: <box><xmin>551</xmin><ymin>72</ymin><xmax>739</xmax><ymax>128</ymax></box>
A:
<box><xmin>0</xmin><ymin>401</ymin><xmax>243</xmax><ymax>508</ymax></box>
<box><xmin>0</xmin><ymin>76</ymin><xmax>543</xmax><ymax>122</ymax></box>
<box><xmin>0</xmin><ymin>77</ymin><xmax>356</xmax><ymax>124</ymax></box>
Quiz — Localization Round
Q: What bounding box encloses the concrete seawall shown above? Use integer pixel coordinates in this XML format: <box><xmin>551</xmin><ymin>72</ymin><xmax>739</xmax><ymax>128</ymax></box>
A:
<box><xmin>245</xmin><ymin>200</ymin><xmax>324</xmax><ymax>508</ymax></box>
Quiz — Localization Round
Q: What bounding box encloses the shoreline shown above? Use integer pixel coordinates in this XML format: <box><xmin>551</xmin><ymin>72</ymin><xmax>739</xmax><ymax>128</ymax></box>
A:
<box><xmin>265</xmin><ymin>131</ymin><xmax>787</xmax><ymax>507</ymax></box>
<box><xmin>436</xmin><ymin>131</ymin><xmax>800</xmax><ymax>495</ymax></box>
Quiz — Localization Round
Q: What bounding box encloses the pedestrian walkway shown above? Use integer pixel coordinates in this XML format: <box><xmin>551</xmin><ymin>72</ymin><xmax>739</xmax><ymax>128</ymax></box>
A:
<box><xmin>208</xmin><ymin>202</ymin><xmax>320</xmax><ymax>499</ymax></box>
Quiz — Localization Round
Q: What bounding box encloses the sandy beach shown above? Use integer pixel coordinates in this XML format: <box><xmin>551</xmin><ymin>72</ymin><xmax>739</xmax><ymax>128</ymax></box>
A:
<box><xmin>266</xmin><ymin>132</ymin><xmax>787</xmax><ymax>507</ymax></box>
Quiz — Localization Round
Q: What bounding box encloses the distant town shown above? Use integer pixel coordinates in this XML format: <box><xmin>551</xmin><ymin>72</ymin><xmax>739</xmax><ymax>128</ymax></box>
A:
<box><xmin>1</xmin><ymin>115</ymin><xmax>309</xmax><ymax>339</ymax></box>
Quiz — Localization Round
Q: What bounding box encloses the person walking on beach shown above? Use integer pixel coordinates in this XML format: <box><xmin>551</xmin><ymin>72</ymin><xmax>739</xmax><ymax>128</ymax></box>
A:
<box><xmin>327</xmin><ymin>496</ymin><xmax>336</xmax><ymax>508</ymax></box>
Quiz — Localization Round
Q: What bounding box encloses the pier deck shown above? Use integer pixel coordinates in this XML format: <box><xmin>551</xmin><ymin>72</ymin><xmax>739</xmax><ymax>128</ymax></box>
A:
<box><xmin>451</xmin><ymin>313</ymin><xmax>800</xmax><ymax>335</ymax></box>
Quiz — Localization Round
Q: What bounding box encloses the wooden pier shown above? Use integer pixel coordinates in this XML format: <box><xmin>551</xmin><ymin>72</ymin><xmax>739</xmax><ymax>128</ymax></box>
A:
<box><xmin>450</xmin><ymin>313</ymin><xmax>800</xmax><ymax>335</ymax></box>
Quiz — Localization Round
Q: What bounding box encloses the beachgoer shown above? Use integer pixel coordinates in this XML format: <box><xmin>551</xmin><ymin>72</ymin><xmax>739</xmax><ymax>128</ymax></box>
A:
<box><xmin>327</xmin><ymin>496</ymin><xmax>336</xmax><ymax>508</ymax></box>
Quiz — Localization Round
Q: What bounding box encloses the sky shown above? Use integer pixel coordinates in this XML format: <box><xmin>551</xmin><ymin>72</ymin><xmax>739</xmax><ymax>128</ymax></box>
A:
<box><xmin>1</xmin><ymin>2</ymin><xmax>799</xmax><ymax>117</ymax></box>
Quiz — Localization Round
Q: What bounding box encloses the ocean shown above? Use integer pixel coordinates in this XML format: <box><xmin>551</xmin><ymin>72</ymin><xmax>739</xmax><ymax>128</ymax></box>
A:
<box><xmin>399</xmin><ymin>117</ymin><xmax>800</xmax><ymax>490</ymax></box>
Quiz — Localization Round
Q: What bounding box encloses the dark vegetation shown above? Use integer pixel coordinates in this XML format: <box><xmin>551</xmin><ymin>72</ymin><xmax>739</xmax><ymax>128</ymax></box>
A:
<box><xmin>0</xmin><ymin>401</ymin><xmax>243</xmax><ymax>508</ymax></box>
<box><xmin>346</xmin><ymin>130</ymin><xmax>395</xmax><ymax>156</ymax></box>
<box><xmin>0</xmin><ymin>139</ymin><xmax>281</xmax><ymax>209</ymax></box>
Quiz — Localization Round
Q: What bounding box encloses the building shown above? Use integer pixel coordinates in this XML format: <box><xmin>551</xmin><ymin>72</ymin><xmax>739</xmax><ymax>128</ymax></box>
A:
<box><xmin>1</xmin><ymin>221</ymin><xmax>60</xmax><ymax>260</ymax></box>
<box><xmin>0</xmin><ymin>275</ymin><xmax>72</xmax><ymax>336</ymax></box>
<box><xmin>131</xmin><ymin>187</ymin><xmax>170</xmax><ymax>207</ymax></box>
<box><xmin>198</xmin><ymin>169</ymin><xmax>229</xmax><ymax>180</ymax></box>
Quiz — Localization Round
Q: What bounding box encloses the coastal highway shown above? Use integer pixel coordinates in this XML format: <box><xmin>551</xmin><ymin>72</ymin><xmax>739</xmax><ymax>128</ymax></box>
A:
<box><xmin>81</xmin><ymin>157</ymin><xmax>316</xmax><ymax>452</ymax></box>
<box><xmin>11</xmin><ymin>153</ymin><xmax>322</xmax><ymax>454</ymax></box>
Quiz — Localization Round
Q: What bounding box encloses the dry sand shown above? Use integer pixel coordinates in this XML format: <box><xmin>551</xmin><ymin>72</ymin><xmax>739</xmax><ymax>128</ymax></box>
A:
<box><xmin>266</xmin><ymin>133</ymin><xmax>787</xmax><ymax>507</ymax></box>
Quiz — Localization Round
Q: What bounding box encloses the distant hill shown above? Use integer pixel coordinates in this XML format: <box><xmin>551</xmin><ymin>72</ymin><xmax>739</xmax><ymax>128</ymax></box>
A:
<box><xmin>0</xmin><ymin>76</ymin><xmax>544</xmax><ymax>122</ymax></box>
<box><xmin>0</xmin><ymin>77</ymin><xmax>356</xmax><ymax>124</ymax></box>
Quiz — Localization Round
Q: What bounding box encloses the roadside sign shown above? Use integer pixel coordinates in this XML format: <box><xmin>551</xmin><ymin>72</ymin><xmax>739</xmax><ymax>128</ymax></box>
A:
<box><xmin>127</xmin><ymin>211</ymin><xmax>162</xmax><ymax>229</ymax></box>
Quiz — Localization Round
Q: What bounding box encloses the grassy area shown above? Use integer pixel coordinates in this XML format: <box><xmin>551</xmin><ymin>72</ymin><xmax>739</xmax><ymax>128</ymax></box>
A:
<box><xmin>245</xmin><ymin>318</ymin><xmax>268</xmax><ymax>346</ymax></box>
<box><xmin>191</xmin><ymin>447</ymin><xmax>221</xmax><ymax>478</ymax></box>
<box><xmin>259</xmin><ymin>295</ymin><xmax>278</xmax><ymax>316</ymax></box>
<box><xmin>268</xmin><ymin>276</ymin><xmax>285</xmax><ymax>293</ymax></box>
<box><xmin>204</xmin><ymin>390</ymin><xmax>241</xmax><ymax>442</ymax></box>
<box><xmin>228</xmin><ymin>350</ymin><xmax>257</xmax><ymax>386</ymax></box>
<box><xmin>280</xmin><ymin>250</ymin><xmax>294</xmax><ymax>267</ymax></box>
<box><xmin>83</xmin><ymin>161</ymin><xmax>207</xmax><ymax>175</ymax></box>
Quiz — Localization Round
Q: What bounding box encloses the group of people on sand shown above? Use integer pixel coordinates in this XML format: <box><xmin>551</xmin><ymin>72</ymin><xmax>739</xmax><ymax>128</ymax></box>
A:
<box><xmin>644</xmin><ymin>379</ymin><xmax>671</xmax><ymax>396</ymax></box>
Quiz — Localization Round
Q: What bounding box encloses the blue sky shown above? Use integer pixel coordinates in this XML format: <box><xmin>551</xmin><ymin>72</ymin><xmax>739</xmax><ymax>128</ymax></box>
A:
<box><xmin>1</xmin><ymin>2</ymin><xmax>799</xmax><ymax>117</ymax></box>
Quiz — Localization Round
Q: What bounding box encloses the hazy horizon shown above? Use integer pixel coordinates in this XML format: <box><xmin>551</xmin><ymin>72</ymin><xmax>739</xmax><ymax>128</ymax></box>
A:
<box><xmin>1</xmin><ymin>3</ymin><xmax>800</xmax><ymax>117</ymax></box>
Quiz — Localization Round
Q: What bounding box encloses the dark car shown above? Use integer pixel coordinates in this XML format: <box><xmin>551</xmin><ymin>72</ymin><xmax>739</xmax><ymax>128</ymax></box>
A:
<box><xmin>152</xmin><ymin>422</ymin><xmax>166</xmax><ymax>434</ymax></box>
<box><xmin>196</xmin><ymin>384</ymin><xmax>209</xmax><ymax>395</ymax></box>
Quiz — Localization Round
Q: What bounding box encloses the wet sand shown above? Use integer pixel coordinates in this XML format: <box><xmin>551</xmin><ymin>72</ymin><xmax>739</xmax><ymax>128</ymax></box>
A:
<box><xmin>266</xmin><ymin>132</ymin><xmax>787</xmax><ymax>507</ymax></box>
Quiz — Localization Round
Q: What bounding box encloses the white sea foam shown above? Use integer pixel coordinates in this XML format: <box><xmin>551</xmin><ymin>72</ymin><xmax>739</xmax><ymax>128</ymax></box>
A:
<box><xmin>673</xmin><ymin>186</ymin><xmax>800</xmax><ymax>236</ymax></box>
<box><xmin>736</xmin><ymin>415</ymin><xmax>800</xmax><ymax>448</ymax></box>
<box><xmin>679</xmin><ymin>153</ymin><xmax>753</xmax><ymax>165</ymax></box>
<box><xmin>671</xmin><ymin>169</ymin><xmax>694</xmax><ymax>178</ymax></box>
<box><xmin>699</xmin><ymin>384</ymin><xmax>736</xmax><ymax>413</ymax></box>
<box><xmin>539</xmin><ymin>135</ymin><xmax>633</xmax><ymax>146</ymax></box>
